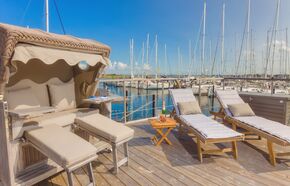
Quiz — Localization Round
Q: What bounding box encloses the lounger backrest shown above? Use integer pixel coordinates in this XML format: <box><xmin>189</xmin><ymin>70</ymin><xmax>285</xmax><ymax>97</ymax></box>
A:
<box><xmin>169</xmin><ymin>89</ymin><xmax>197</xmax><ymax>116</ymax></box>
<box><xmin>215</xmin><ymin>90</ymin><xmax>245</xmax><ymax>116</ymax></box>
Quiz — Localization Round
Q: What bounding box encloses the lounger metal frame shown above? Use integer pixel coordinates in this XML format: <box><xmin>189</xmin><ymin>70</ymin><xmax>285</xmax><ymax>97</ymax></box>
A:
<box><xmin>75</xmin><ymin>124</ymin><xmax>131</xmax><ymax>174</ymax></box>
<box><xmin>213</xmin><ymin>96</ymin><xmax>290</xmax><ymax>166</ymax></box>
<box><xmin>171</xmin><ymin>109</ymin><xmax>244</xmax><ymax>162</ymax></box>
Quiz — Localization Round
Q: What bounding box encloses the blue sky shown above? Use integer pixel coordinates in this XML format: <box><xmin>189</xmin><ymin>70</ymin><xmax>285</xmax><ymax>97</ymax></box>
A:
<box><xmin>1</xmin><ymin>0</ymin><xmax>290</xmax><ymax>75</ymax></box>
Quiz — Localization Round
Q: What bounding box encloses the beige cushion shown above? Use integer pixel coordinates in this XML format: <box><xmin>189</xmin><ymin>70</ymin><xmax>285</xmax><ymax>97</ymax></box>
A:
<box><xmin>6</xmin><ymin>87</ymin><xmax>41</xmax><ymax>110</ymax></box>
<box><xmin>25</xmin><ymin>125</ymin><xmax>97</xmax><ymax>168</ymax></box>
<box><xmin>228</xmin><ymin>103</ymin><xmax>255</xmax><ymax>117</ymax></box>
<box><xmin>9</xmin><ymin>106</ymin><xmax>55</xmax><ymax>118</ymax></box>
<box><xmin>75</xmin><ymin>114</ymin><xmax>134</xmax><ymax>143</ymax></box>
<box><xmin>48</xmin><ymin>82</ymin><xmax>76</xmax><ymax>111</ymax></box>
<box><xmin>177</xmin><ymin>101</ymin><xmax>202</xmax><ymax>115</ymax></box>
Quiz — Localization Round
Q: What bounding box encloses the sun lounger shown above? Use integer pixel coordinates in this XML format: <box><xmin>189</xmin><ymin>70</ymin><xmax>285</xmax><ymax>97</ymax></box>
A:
<box><xmin>215</xmin><ymin>90</ymin><xmax>290</xmax><ymax>166</ymax></box>
<box><xmin>75</xmin><ymin>113</ymin><xmax>134</xmax><ymax>173</ymax></box>
<box><xmin>25</xmin><ymin>124</ymin><xmax>97</xmax><ymax>186</ymax></box>
<box><xmin>169</xmin><ymin>89</ymin><xmax>244</xmax><ymax>162</ymax></box>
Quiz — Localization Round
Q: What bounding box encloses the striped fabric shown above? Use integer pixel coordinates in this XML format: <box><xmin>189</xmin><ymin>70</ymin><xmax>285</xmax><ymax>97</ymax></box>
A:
<box><xmin>169</xmin><ymin>89</ymin><xmax>243</xmax><ymax>139</ymax></box>
<box><xmin>216</xmin><ymin>90</ymin><xmax>290</xmax><ymax>143</ymax></box>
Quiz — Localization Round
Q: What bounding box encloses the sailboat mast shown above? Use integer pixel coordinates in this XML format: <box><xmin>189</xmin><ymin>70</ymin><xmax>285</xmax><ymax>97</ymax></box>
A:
<box><xmin>130</xmin><ymin>38</ymin><xmax>134</xmax><ymax>79</ymax></box>
<box><xmin>178</xmin><ymin>47</ymin><xmax>180</xmax><ymax>78</ymax></box>
<box><xmin>155</xmin><ymin>35</ymin><xmax>158</xmax><ymax>79</ymax></box>
<box><xmin>45</xmin><ymin>0</ymin><xmax>49</xmax><ymax>32</ymax></box>
<box><xmin>270</xmin><ymin>0</ymin><xmax>281</xmax><ymax>78</ymax></box>
<box><xmin>221</xmin><ymin>2</ymin><xmax>225</xmax><ymax>76</ymax></box>
<box><xmin>146</xmin><ymin>34</ymin><xmax>150</xmax><ymax>77</ymax></box>
<box><xmin>245</xmin><ymin>0</ymin><xmax>251</xmax><ymax>77</ymax></box>
<box><xmin>141</xmin><ymin>42</ymin><xmax>145</xmax><ymax>78</ymax></box>
<box><xmin>188</xmin><ymin>40</ymin><xmax>192</xmax><ymax>78</ymax></box>
<box><xmin>209</xmin><ymin>40</ymin><xmax>212</xmax><ymax>76</ymax></box>
<box><xmin>286</xmin><ymin>28</ymin><xmax>289</xmax><ymax>76</ymax></box>
<box><xmin>202</xmin><ymin>0</ymin><xmax>206</xmax><ymax>75</ymax></box>
<box><xmin>164</xmin><ymin>44</ymin><xmax>168</xmax><ymax>76</ymax></box>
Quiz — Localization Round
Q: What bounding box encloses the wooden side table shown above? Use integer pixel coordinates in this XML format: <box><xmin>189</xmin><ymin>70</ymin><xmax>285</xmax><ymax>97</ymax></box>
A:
<box><xmin>149</xmin><ymin>118</ymin><xmax>177</xmax><ymax>146</ymax></box>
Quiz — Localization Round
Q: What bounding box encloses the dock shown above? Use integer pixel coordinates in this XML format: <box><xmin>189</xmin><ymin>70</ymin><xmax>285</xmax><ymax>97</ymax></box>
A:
<box><xmin>37</xmin><ymin>121</ymin><xmax>290</xmax><ymax>186</ymax></box>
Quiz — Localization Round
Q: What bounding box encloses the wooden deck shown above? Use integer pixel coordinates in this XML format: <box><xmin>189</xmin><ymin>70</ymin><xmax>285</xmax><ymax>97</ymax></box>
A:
<box><xmin>36</xmin><ymin>121</ymin><xmax>290</xmax><ymax>186</ymax></box>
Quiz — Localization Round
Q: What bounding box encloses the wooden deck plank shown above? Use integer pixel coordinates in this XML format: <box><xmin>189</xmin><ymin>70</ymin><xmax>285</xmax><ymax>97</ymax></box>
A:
<box><xmin>126</xmin><ymin>146</ymin><xmax>202</xmax><ymax>186</ymax></box>
<box><xmin>82</xmin><ymin>165</ymin><xmax>110</xmax><ymax>186</ymax></box>
<box><xmin>102</xmin><ymin>152</ymin><xmax>156</xmax><ymax>186</ymax></box>
<box><xmin>50</xmin><ymin>173</ymin><xmax>67</xmax><ymax>186</ymax></box>
<box><xmin>131</xmin><ymin>123</ymin><xmax>290</xmax><ymax>186</ymax></box>
<box><xmin>145</xmin><ymin>124</ymin><xmax>288</xmax><ymax>186</ymax></box>
<box><xmin>112</xmin><ymin>148</ymin><xmax>188</xmax><ymax>186</ymax></box>
<box><xmin>91</xmin><ymin>160</ymin><xmax>125</xmax><ymax>186</ymax></box>
<box><xmin>38</xmin><ymin>121</ymin><xmax>290</xmax><ymax>186</ymax></box>
<box><xmin>130</xmin><ymin>137</ymin><xmax>230</xmax><ymax>186</ymax></box>
<box><xmin>132</xmin><ymin>125</ymin><xmax>238</xmax><ymax>185</ymax></box>
<box><xmin>73</xmin><ymin>166</ymin><xmax>90</xmax><ymax>186</ymax></box>
<box><xmin>97</xmin><ymin>155</ymin><xmax>140</xmax><ymax>186</ymax></box>
<box><xmin>60</xmin><ymin>172</ymin><xmax>69</xmax><ymax>186</ymax></box>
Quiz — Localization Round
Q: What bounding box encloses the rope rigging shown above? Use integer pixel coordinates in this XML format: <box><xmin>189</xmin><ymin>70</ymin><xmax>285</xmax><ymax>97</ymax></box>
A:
<box><xmin>53</xmin><ymin>0</ymin><xmax>66</xmax><ymax>34</ymax></box>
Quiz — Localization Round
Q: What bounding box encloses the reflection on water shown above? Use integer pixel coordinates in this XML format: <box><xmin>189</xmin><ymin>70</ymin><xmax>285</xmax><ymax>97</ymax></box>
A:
<box><xmin>104</xmin><ymin>84</ymin><xmax>221</xmax><ymax>122</ymax></box>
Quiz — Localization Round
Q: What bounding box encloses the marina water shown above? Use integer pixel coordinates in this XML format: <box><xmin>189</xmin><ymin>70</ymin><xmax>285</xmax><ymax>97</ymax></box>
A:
<box><xmin>103</xmin><ymin>83</ymin><xmax>221</xmax><ymax>122</ymax></box>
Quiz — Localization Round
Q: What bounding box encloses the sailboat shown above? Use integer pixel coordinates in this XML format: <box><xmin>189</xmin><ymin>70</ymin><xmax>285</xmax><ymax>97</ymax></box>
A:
<box><xmin>143</xmin><ymin>35</ymin><xmax>160</xmax><ymax>90</ymax></box>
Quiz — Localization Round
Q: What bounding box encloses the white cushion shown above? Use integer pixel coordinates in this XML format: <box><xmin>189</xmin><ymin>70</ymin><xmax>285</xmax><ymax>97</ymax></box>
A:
<box><xmin>25</xmin><ymin>124</ymin><xmax>97</xmax><ymax>168</ymax></box>
<box><xmin>75</xmin><ymin>113</ymin><xmax>134</xmax><ymax>143</ymax></box>
<box><xmin>180</xmin><ymin>114</ymin><xmax>243</xmax><ymax>139</ymax></box>
<box><xmin>48</xmin><ymin>82</ymin><xmax>76</xmax><ymax>111</ymax></box>
<box><xmin>6</xmin><ymin>87</ymin><xmax>41</xmax><ymax>110</ymax></box>
<box><xmin>234</xmin><ymin>116</ymin><xmax>290</xmax><ymax>143</ymax></box>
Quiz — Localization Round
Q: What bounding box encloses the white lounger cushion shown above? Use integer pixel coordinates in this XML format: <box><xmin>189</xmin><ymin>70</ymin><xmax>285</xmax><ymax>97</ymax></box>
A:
<box><xmin>25</xmin><ymin>125</ymin><xmax>97</xmax><ymax>168</ymax></box>
<box><xmin>234</xmin><ymin>116</ymin><xmax>290</xmax><ymax>143</ymax></box>
<box><xmin>216</xmin><ymin>90</ymin><xmax>290</xmax><ymax>143</ymax></box>
<box><xmin>75</xmin><ymin>113</ymin><xmax>134</xmax><ymax>143</ymax></box>
<box><xmin>180</xmin><ymin>114</ymin><xmax>242</xmax><ymax>139</ymax></box>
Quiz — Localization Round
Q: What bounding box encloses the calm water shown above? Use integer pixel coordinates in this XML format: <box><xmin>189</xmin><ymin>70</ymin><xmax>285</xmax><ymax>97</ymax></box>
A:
<box><xmin>101</xmin><ymin>83</ymin><xmax>221</xmax><ymax>122</ymax></box>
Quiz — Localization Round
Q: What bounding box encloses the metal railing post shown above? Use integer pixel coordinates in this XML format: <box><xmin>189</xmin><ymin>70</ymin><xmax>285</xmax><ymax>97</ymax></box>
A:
<box><xmin>123</xmin><ymin>81</ymin><xmax>127</xmax><ymax>123</ymax></box>
<box><xmin>198</xmin><ymin>79</ymin><xmax>201</xmax><ymax>105</ymax></box>
<box><xmin>152</xmin><ymin>94</ymin><xmax>156</xmax><ymax>117</ymax></box>
<box><xmin>162</xmin><ymin>81</ymin><xmax>164</xmax><ymax>110</ymax></box>
<box><xmin>211</xmin><ymin>82</ymin><xmax>215</xmax><ymax>111</ymax></box>
<box><xmin>271</xmin><ymin>80</ymin><xmax>275</xmax><ymax>94</ymax></box>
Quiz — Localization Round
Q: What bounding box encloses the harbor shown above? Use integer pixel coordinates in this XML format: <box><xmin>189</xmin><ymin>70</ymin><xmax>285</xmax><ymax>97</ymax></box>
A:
<box><xmin>1</xmin><ymin>0</ymin><xmax>290</xmax><ymax>186</ymax></box>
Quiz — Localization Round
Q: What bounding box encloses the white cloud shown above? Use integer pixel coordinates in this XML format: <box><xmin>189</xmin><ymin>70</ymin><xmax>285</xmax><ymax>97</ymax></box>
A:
<box><xmin>117</xmin><ymin>61</ymin><xmax>128</xmax><ymax>70</ymax></box>
<box><xmin>143</xmin><ymin>63</ymin><xmax>151</xmax><ymax>70</ymax></box>
<box><xmin>273</xmin><ymin>40</ymin><xmax>290</xmax><ymax>52</ymax></box>
<box><xmin>105</xmin><ymin>61</ymin><xmax>128</xmax><ymax>74</ymax></box>
<box><xmin>107</xmin><ymin>61</ymin><xmax>128</xmax><ymax>71</ymax></box>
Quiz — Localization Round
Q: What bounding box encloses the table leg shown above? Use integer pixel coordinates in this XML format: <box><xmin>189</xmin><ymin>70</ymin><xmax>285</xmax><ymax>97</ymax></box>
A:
<box><xmin>155</xmin><ymin>128</ymin><xmax>173</xmax><ymax>146</ymax></box>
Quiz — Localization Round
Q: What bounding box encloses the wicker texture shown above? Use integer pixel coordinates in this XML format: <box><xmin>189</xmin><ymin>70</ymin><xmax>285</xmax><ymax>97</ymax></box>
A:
<box><xmin>0</xmin><ymin>23</ymin><xmax>111</xmax><ymax>82</ymax></box>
